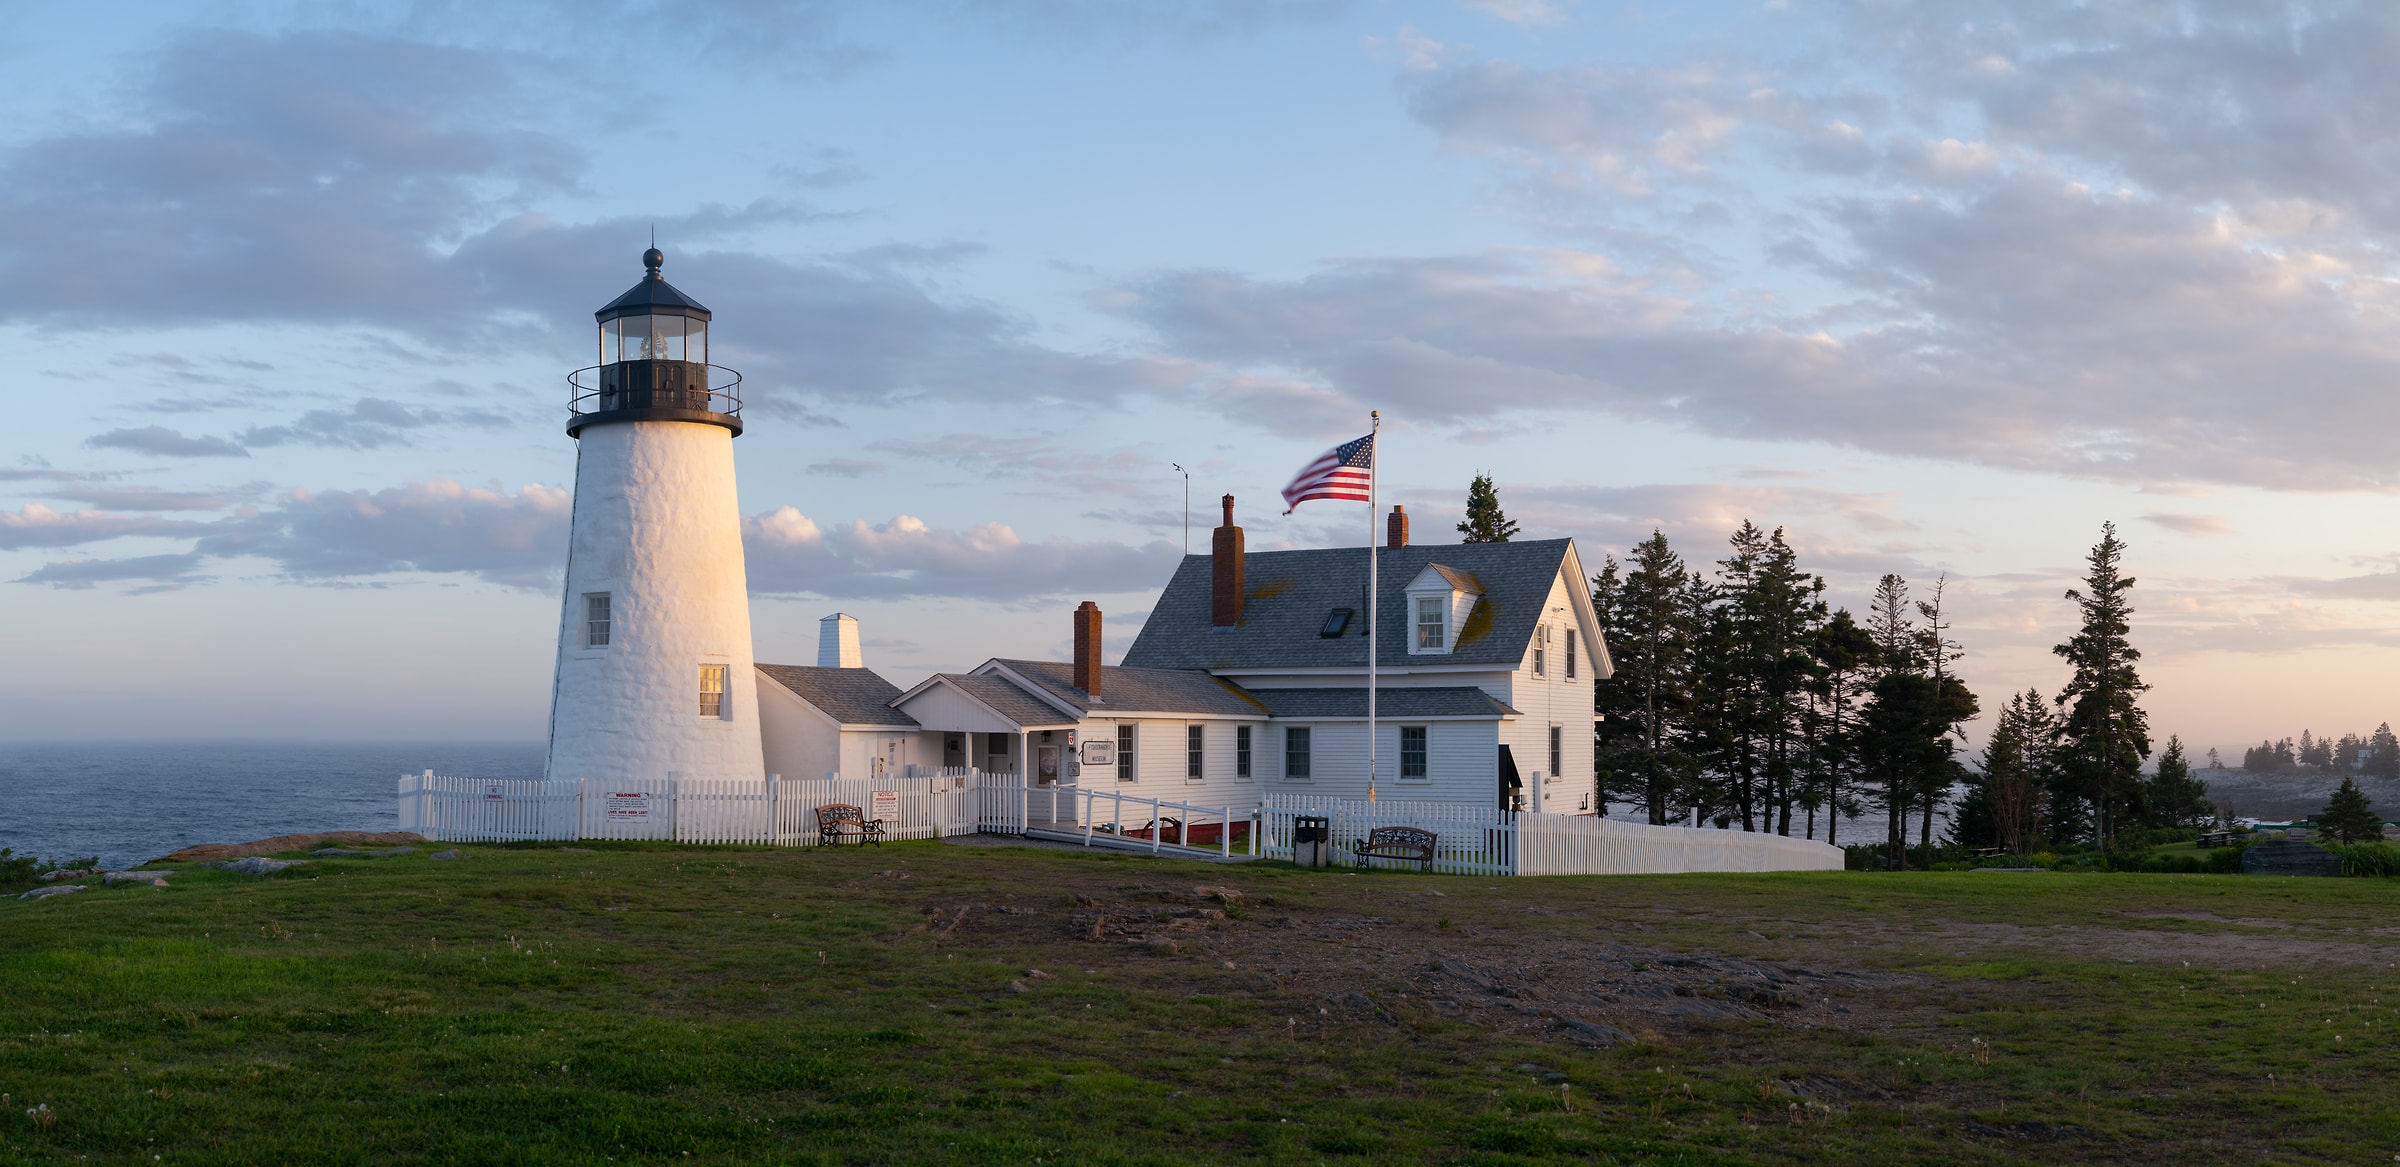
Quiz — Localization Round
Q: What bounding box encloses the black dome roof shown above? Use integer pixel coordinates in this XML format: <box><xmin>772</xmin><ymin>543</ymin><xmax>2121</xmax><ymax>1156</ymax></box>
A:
<box><xmin>594</xmin><ymin>248</ymin><xmax>711</xmax><ymax>322</ymax></box>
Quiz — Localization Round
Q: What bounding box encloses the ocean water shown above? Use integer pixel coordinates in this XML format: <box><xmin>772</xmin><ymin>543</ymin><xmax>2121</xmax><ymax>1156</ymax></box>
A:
<box><xmin>0</xmin><ymin>741</ymin><xmax>543</xmax><ymax>869</ymax></box>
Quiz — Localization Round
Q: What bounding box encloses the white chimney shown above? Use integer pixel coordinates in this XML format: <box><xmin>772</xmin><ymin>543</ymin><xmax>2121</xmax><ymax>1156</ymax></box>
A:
<box><xmin>818</xmin><ymin>613</ymin><xmax>863</xmax><ymax>668</ymax></box>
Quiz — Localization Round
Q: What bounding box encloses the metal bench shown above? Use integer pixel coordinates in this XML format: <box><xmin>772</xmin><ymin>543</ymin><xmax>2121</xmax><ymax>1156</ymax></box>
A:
<box><xmin>816</xmin><ymin>803</ymin><xmax>887</xmax><ymax>847</ymax></box>
<box><xmin>1353</xmin><ymin>825</ymin><xmax>1438</xmax><ymax>871</ymax></box>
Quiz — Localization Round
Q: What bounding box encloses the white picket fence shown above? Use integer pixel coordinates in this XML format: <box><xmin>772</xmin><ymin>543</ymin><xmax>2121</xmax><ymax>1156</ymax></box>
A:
<box><xmin>397</xmin><ymin>770</ymin><xmax>1840</xmax><ymax>873</ymax></box>
<box><xmin>1259</xmin><ymin>794</ymin><xmax>1843</xmax><ymax>875</ymax></box>
<box><xmin>398</xmin><ymin>768</ymin><xmax>983</xmax><ymax>846</ymax></box>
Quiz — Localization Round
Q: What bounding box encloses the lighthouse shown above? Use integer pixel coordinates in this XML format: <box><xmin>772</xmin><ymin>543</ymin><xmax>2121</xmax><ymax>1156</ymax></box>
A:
<box><xmin>543</xmin><ymin>248</ymin><xmax>765</xmax><ymax>790</ymax></box>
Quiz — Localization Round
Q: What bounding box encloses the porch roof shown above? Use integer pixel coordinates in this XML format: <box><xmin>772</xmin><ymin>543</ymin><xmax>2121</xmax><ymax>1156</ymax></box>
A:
<box><xmin>985</xmin><ymin>659</ymin><xmax>1267</xmax><ymax>718</ymax></box>
<box><xmin>889</xmin><ymin>672</ymin><xmax>1081</xmax><ymax>733</ymax></box>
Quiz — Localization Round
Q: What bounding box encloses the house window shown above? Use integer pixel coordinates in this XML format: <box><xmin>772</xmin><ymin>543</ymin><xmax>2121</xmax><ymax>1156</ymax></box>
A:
<box><xmin>1236</xmin><ymin>726</ymin><xmax>1252</xmax><ymax>778</ymax></box>
<box><xmin>698</xmin><ymin>664</ymin><xmax>727</xmax><ymax>719</ymax></box>
<box><xmin>1285</xmin><ymin>726</ymin><xmax>1311</xmax><ymax>779</ymax></box>
<box><xmin>1401</xmin><ymin>726</ymin><xmax>1428</xmax><ymax>778</ymax></box>
<box><xmin>1117</xmin><ymin>725</ymin><xmax>1136</xmax><ymax>783</ymax></box>
<box><xmin>1415</xmin><ymin>596</ymin><xmax>1446</xmax><ymax>650</ymax></box>
<box><xmin>1534</xmin><ymin>624</ymin><xmax>1548</xmax><ymax>676</ymax></box>
<box><xmin>1566</xmin><ymin>630</ymin><xmax>1578</xmax><ymax>679</ymax></box>
<box><xmin>584</xmin><ymin>593</ymin><xmax>611</xmax><ymax>648</ymax></box>
<box><xmin>1548</xmin><ymin>725</ymin><xmax>1563</xmax><ymax>777</ymax></box>
<box><xmin>1319</xmin><ymin>608</ymin><xmax>1353</xmax><ymax>638</ymax></box>
<box><xmin>1187</xmin><ymin>725</ymin><xmax>1204</xmax><ymax>780</ymax></box>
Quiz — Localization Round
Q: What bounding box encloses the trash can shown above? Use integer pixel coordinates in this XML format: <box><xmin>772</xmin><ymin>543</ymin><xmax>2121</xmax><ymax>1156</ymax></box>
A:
<box><xmin>1293</xmin><ymin>815</ymin><xmax>1331</xmax><ymax>869</ymax></box>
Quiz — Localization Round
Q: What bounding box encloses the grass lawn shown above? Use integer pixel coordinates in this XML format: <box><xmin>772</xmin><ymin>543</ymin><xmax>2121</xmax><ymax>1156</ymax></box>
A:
<box><xmin>3</xmin><ymin>838</ymin><xmax>2398</xmax><ymax>1165</ymax></box>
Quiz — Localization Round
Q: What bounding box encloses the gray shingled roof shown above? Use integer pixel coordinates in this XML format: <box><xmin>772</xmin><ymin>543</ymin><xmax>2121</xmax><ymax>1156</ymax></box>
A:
<box><xmin>1248</xmin><ymin>687</ymin><xmax>1520</xmax><ymax>719</ymax></box>
<box><xmin>930</xmin><ymin>673</ymin><xmax>1082</xmax><ymax>727</ymax></box>
<box><xmin>1123</xmin><ymin>539</ymin><xmax>1574</xmax><ymax>671</ymax></box>
<box><xmin>756</xmin><ymin>664</ymin><xmax>920</xmax><ymax>727</ymax></box>
<box><xmin>991</xmin><ymin>659</ymin><xmax>1268</xmax><ymax>717</ymax></box>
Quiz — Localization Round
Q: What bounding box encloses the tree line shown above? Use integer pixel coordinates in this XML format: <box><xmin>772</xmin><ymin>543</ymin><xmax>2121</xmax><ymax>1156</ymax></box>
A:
<box><xmin>1590</xmin><ymin>520</ymin><xmax>2175</xmax><ymax>861</ymax></box>
<box><xmin>2230</xmin><ymin>727</ymin><xmax>2400</xmax><ymax>778</ymax></box>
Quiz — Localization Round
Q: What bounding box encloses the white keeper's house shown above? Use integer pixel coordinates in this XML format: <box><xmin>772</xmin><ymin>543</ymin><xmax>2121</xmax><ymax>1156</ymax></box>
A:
<box><xmin>749</xmin><ymin>498</ymin><xmax>1611</xmax><ymax>815</ymax></box>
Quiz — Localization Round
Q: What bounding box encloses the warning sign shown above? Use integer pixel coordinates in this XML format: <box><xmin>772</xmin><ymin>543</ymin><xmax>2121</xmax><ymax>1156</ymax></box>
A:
<box><xmin>604</xmin><ymin>792</ymin><xmax>652</xmax><ymax>820</ymax></box>
<box><xmin>870</xmin><ymin>789</ymin><xmax>900</xmax><ymax>824</ymax></box>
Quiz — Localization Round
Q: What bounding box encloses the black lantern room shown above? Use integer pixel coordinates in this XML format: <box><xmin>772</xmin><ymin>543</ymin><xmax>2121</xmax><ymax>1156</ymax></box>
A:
<box><xmin>567</xmin><ymin>248</ymin><xmax>743</xmax><ymax>437</ymax></box>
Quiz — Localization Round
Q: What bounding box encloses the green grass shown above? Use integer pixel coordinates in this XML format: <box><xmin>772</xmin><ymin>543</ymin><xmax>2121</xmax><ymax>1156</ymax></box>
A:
<box><xmin>4</xmin><ymin>841</ymin><xmax>2398</xmax><ymax>1164</ymax></box>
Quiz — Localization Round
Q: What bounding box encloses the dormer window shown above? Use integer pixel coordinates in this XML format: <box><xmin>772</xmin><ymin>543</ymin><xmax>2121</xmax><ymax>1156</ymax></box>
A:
<box><xmin>1415</xmin><ymin>596</ymin><xmax>1445</xmax><ymax>649</ymax></box>
<box><xmin>1402</xmin><ymin>563</ymin><xmax>1481</xmax><ymax>656</ymax></box>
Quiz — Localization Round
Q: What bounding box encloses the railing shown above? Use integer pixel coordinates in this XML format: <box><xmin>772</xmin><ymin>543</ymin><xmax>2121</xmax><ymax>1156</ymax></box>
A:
<box><xmin>983</xmin><ymin>778</ymin><xmax>1255</xmax><ymax>859</ymax></box>
<box><xmin>567</xmin><ymin>362</ymin><xmax>742</xmax><ymax>419</ymax></box>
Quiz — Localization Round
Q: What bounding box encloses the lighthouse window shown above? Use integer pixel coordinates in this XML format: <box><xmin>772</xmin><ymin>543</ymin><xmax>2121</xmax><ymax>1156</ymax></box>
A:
<box><xmin>583</xmin><ymin>593</ymin><xmax>611</xmax><ymax>648</ymax></box>
<box><xmin>698</xmin><ymin>664</ymin><xmax>727</xmax><ymax>719</ymax></box>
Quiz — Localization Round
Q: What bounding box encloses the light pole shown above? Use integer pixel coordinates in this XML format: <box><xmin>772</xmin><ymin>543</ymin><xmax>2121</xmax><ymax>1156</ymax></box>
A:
<box><xmin>1172</xmin><ymin>463</ymin><xmax>1190</xmax><ymax>555</ymax></box>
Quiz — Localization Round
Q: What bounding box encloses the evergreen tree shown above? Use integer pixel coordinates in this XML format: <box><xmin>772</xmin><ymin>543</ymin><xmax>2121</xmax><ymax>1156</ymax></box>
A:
<box><xmin>2052</xmin><ymin>522</ymin><xmax>2151</xmax><ymax>849</ymax></box>
<box><xmin>2319</xmin><ymin>776</ymin><xmax>2381</xmax><ymax>844</ymax></box>
<box><xmin>2366</xmin><ymin>722</ymin><xmax>2400</xmax><ymax>780</ymax></box>
<box><xmin>1591</xmin><ymin>534</ymin><xmax>1697</xmax><ymax>825</ymax></box>
<box><xmin>1807</xmin><ymin>609</ymin><xmax>1879</xmax><ymax>844</ymax></box>
<box><xmin>1457</xmin><ymin>474</ymin><xmax>1519</xmax><ymax>543</ymax></box>
<box><xmin>2301</xmin><ymin>730</ymin><xmax>2332</xmax><ymax>771</ymax></box>
<box><xmin>1911</xmin><ymin>574</ymin><xmax>1973</xmax><ymax>854</ymax></box>
<box><xmin>1990</xmin><ymin>689</ymin><xmax>2057</xmax><ymax>852</ymax></box>
<box><xmin>2335</xmin><ymin>733</ymin><xmax>2364</xmax><ymax>774</ymax></box>
<box><xmin>2145</xmin><ymin>735</ymin><xmax>2210</xmax><ymax>830</ymax></box>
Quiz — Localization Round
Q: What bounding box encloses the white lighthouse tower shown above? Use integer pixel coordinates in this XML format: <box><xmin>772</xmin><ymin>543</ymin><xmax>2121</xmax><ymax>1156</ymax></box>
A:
<box><xmin>543</xmin><ymin>248</ymin><xmax>765</xmax><ymax>790</ymax></box>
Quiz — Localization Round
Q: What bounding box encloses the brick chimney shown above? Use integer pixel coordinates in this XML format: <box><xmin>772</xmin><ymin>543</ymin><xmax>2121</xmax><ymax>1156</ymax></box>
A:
<box><xmin>1211</xmin><ymin>494</ymin><xmax>1244</xmax><ymax>628</ymax></box>
<box><xmin>1072</xmin><ymin>601</ymin><xmax>1102</xmax><ymax>698</ymax></box>
<box><xmin>1387</xmin><ymin>505</ymin><xmax>1409</xmax><ymax>550</ymax></box>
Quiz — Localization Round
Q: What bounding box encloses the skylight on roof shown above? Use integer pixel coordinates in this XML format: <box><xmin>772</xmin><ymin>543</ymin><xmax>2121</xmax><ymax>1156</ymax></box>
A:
<box><xmin>1320</xmin><ymin>608</ymin><xmax>1354</xmax><ymax>638</ymax></box>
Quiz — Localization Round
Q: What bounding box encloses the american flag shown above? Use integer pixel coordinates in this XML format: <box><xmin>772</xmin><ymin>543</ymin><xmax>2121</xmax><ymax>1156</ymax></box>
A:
<box><xmin>1280</xmin><ymin>432</ymin><xmax>1375</xmax><ymax>513</ymax></box>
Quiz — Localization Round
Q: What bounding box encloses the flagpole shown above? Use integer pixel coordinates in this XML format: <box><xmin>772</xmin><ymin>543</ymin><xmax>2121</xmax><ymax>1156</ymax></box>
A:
<box><xmin>1367</xmin><ymin>410</ymin><xmax>1379</xmax><ymax>806</ymax></box>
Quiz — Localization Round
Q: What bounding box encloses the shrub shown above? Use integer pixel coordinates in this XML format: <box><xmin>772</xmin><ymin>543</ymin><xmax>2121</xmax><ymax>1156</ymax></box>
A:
<box><xmin>0</xmin><ymin>849</ymin><xmax>90</xmax><ymax>894</ymax></box>
<box><xmin>2335</xmin><ymin>841</ymin><xmax>2400</xmax><ymax>878</ymax></box>
<box><xmin>2202</xmin><ymin>841</ymin><xmax>2253</xmax><ymax>874</ymax></box>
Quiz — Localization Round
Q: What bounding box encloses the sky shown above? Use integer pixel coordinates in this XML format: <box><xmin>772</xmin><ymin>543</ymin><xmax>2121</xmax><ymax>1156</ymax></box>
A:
<box><xmin>3</xmin><ymin>0</ymin><xmax>2397</xmax><ymax>761</ymax></box>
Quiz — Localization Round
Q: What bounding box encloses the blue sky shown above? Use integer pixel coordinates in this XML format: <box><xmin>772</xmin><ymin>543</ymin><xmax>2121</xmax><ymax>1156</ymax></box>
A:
<box><xmin>6</xmin><ymin>0</ymin><xmax>2399</xmax><ymax>763</ymax></box>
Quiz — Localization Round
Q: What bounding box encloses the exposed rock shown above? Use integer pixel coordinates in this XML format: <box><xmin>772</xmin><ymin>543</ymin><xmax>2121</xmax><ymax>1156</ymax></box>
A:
<box><xmin>157</xmin><ymin>831</ymin><xmax>426</xmax><ymax>864</ymax></box>
<box><xmin>102</xmin><ymin>871</ymin><xmax>173</xmax><ymax>886</ymax></box>
<box><xmin>2242</xmin><ymin>839</ymin><xmax>2343</xmax><ymax>877</ymax></box>
<box><xmin>309</xmin><ymin>847</ymin><xmax>417</xmax><ymax>858</ymax></box>
<box><xmin>19</xmin><ymin>885</ymin><xmax>87</xmax><ymax>900</ymax></box>
<box><xmin>38</xmin><ymin>868</ymin><xmax>98</xmax><ymax>883</ymax></box>
<box><xmin>208</xmin><ymin>857</ymin><xmax>302</xmax><ymax>875</ymax></box>
<box><xmin>1556</xmin><ymin>1016</ymin><xmax>1635</xmax><ymax>1046</ymax></box>
<box><xmin>430</xmin><ymin>850</ymin><xmax>464</xmax><ymax>861</ymax></box>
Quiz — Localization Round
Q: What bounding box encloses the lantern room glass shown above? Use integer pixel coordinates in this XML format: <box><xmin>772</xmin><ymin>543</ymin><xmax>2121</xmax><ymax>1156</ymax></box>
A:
<box><xmin>599</xmin><ymin>315</ymin><xmax>707</xmax><ymax>365</ymax></box>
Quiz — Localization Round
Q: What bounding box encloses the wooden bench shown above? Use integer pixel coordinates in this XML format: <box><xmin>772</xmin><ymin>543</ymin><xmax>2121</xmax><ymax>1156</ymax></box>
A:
<box><xmin>2197</xmin><ymin>830</ymin><xmax>2238</xmax><ymax>849</ymax></box>
<box><xmin>816</xmin><ymin>804</ymin><xmax>887</xmax><ymax>847</ymax></box>
<box><xmin>1353</xmin><ymin>825</ymin><xmax>1438</xmax><ymax>872</ymax></box>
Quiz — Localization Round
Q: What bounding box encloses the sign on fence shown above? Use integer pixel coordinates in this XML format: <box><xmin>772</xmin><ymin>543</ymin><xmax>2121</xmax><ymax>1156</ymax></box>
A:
<box><xmin>604</xmin><ymin>792</ymin><xmax>651</xmax><ymax>820</ymax></box>
<box><xmin>871</xmin><ymin>789</ymin><xmax>900</xmax><ymax>824</ymax></box>
<box><xmin>485</xmin><ymin>784</ymin><xmax>505</xmax><ymax>801</ymax></box>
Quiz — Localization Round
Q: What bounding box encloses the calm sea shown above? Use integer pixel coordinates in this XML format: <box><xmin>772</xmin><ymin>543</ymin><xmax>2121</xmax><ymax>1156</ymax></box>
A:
<box><xmin>0</xmin><ymin>741</ymin><xmax>543</xmax><ymax>869</ymax></box>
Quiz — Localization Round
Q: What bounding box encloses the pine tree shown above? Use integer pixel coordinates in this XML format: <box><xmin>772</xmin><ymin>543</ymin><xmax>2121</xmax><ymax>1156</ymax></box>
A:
<box><xmin>1989</xmin><ymin>689</ymin><xmax>2057</xmax><ymax>853</ymax></box>
<box><xmin>2052</xmin><ymin>522</ymin><xmax>2151</xmax><ymax>849</ymax></box>
<box><xmin>2319</xmin><ymin>776</ymin><xmax>2381</xmax><ymax>845</ymax></box>
<box><xmin>1911</xmin><ymin>574</ymin><xmax>1974</xmax><ymax>854</ymax></box>
<box><xmin>2366</xmin><ymin>723</ymin><xmax>2400</xmax><ymax>780</ymax></box>
<box><xmin>1591</xmin><ymin>534</ymin><xmax>1697</xmax><ymax>825</ymax></box>
<box><xmin>2145</xmin><ymin>735</ymin><xmax>2210</xmax><ymax>830</ymax></box>
<box><xmin>1808</xmin><ymin>609</ymin><xmax>1879</xmax><ymax>844</ymax></box>
<box><xmin>1457</xmin><ymin>474</ymin><xmax>1519</xmax><ymax>543</ymax></box>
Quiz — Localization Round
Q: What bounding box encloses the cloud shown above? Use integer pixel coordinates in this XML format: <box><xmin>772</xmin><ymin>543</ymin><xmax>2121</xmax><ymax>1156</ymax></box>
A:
<box><xmin>744</xmin><ymin>506</ymin><xmax>1179</xmax><ymax>600</ymax></box>
<box><xmin>84</xmin><ymin>426</ymin><xmax>250</xmax><ymax>459</ymax></box>
<box><xmin>238</xmin><ymin>398</ymin><xmax>502</xmax><ymax>450</ymax></box>
<box><xmin>14</xmin><ymin>553</ymin><xmax>210</xmax><ymax>593</ymax></box>
<box><xmin>195</xmin><ymin>480</ymin><xmax>573</xmax><ymax>588</ymax></box>
<box><xmin>1461</xmin><ymin>0</ymin><xmax>1569</xmax><ymax>27</ymax></box>
<box><xmin>806</xmin><ymin>458</ymin><xmax>887</xmax><ymax>478</ymax></box>
<box><xmin>45</xmin><ymin>484</ymin><xmax>252</xmax><ymax>512</ymax></box>
<box><xmin>866</xmin><ymin>434</ymin><xmax>1163</xmax><ymax>498</ymax></box>
<box><xmin>0</xmin><ymin>29</ymin><xmax>1192</xmax><ymax>417</ymax></box>
<box><xmin>0</xmin><ymin>504</ymin><xmax>209</xmax><ymax>550</ymax></box>
<box><xmin>2139</xmin><ymin>511</ymin><xmax>2234</xmax><ymax>538</ymax></box>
